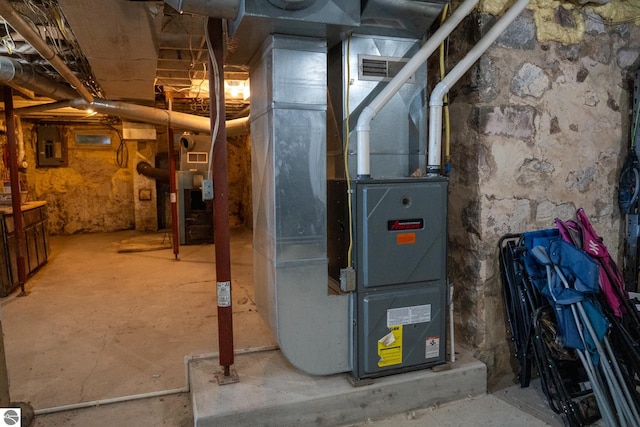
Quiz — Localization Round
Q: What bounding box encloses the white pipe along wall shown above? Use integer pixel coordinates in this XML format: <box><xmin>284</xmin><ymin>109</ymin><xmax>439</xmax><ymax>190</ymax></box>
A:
<box><xmin>355</xmin><ymin>0</ymin><xmax>480</xmax><ymax>178</ymax></box>
<box><xmin>428</xmin><ymin>0</ymin><xmax>531</xmax><ymax>173</ymax></box>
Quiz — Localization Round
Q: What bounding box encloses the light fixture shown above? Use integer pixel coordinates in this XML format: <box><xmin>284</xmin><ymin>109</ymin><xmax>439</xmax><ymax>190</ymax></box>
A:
<box><xmin>224</xmin><ymin>79</ymin><xmax>250</xmax><ymax>101</ymax></box>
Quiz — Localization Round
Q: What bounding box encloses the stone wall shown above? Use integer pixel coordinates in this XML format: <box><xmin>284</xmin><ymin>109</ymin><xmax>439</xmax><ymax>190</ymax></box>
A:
<box><xmin>444</xmin><ymin>4</ymin><xmax>639</xmax><ymax>388</ymax></box>
<box><xmin>3</xmin><ymin>121</ymin><xmax>252</xmax><ymax>236</ymax></box>
<box><xmin>22</xmin><ymin>122</ymin><xmax>137</xmax><ymax>235</ymax></box>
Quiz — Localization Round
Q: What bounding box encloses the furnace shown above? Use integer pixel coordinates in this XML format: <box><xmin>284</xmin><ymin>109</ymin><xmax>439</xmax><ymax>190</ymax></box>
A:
<box><xmin>226</xmin><ymin>0</ymin><xmax>450</xmax><ymax>380</ymax></box>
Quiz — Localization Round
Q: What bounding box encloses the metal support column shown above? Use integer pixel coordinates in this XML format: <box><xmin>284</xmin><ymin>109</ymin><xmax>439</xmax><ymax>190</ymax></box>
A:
<box><xmin>3</xmin><ymin>86</ymin><xmax>26</xmax><ymax>296</ymax></box>
<box><xmin>166</xmin><ymin>95</ymin><xmax>180</xmax><ymax>260</ymax></box>
<box><xmin>207</xmin><ymin>18</ymin><xmax>236</xmax><ymax>383</ymax></box>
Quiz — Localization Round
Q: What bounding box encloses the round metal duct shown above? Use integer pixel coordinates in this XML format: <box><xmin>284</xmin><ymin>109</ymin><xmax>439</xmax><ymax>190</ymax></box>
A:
<box><xmin>267</xmin><ymin>0</ymin><xmax>320</xmax><ymax>10</ymax></box>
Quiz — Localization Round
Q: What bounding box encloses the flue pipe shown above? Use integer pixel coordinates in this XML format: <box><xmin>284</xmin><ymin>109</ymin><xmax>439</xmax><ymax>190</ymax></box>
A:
<box><xmin>0</xmin><ymin>57</ymin><xmax>79</xmax><ymax>100</ymax></box>
<box><xmin>68</xmin><ymin>98</ymin><xmax>249</xmax><ymax>136</ymax></box>
<box><xmin>428</xmin><ymin>0</ymin><xmax>530</xmax><ymax>174</ymax></box>
<box><xmin>0</xmin><ymin>0</ymin><xmax>94</xmax><ymax>103</ymax></box>
<box><xmin>355</xmin><ymin>0</ymin><xmax>479</xmax><ymax>178</ymax></box>
<box><xmin>164</xmin><ymin>0</ymin><xmax>239</xmax><ymax>19</ymax></box>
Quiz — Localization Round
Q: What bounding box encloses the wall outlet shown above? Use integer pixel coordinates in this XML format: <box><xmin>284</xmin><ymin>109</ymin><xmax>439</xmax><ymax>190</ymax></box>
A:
<box><xmin>202</xmin><ymin>179</ymin><xmax>214</xmax><ymax>201</ymax></box>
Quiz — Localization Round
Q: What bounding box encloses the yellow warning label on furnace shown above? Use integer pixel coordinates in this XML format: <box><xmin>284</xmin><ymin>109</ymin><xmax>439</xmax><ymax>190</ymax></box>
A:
<box><xmin>377</xmin><ymin>325</ymin><xmax>403</xmax><ymax>367</ymax></box>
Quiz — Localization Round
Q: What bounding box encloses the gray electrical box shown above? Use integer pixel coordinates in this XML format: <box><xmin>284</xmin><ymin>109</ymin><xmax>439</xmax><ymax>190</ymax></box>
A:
<box><xmin>36</xmin><ymin>126</ymin><xmax>67</xmax><ymax>167</ymax></box>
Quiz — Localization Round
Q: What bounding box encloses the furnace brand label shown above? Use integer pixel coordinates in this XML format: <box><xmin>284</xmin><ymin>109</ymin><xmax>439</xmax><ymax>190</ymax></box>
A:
<box><xmin>386</xmin><ymin>304</ymin><xmax>431</xmax><ymax>327</ymax></box>
<box><xmin>387</xmin><ymin>218</ymin><xmax>424</xmax><ymax>231</ymax></box>
<box><xmin>378</xmin><ymin>325</ymin><xmax>403</xmax><ymax>367</ymax></box>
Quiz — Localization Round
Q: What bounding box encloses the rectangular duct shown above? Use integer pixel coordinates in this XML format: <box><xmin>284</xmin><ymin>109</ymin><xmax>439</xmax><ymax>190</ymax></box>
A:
<box><xmin>250</xmin><ymin>35</ymin><xmax>349</xmax><ymax>375</ymax></box>
<box><xmin>225</xmin><ymin>0</ymin><xmax>359</xmax><ymax>65</ymax></box>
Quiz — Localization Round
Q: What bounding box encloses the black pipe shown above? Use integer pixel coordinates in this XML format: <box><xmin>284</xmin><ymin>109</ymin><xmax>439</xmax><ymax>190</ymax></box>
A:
<box><xmin>136</xmin><ymin>161</ymin><xmax>169</xmax><ymax>182</ymax></box>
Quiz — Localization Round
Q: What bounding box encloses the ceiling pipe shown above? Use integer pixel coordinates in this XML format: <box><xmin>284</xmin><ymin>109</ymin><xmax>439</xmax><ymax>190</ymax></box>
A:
<box><xmin>163</xmin><ymin>0</ymin><xmax>240</xmax><ymax>19</ymax></box>
<box><xmin>428</xmin><ymin>0</ymin><xmax>530</xmax><ymax>174</ymax></box>
<box><xmin>67</xmin><ymin>98</ymin><xmax>250</xmax><ymax>136</ymax></box>
<box><xmin>12</xmin><ymin>100</ymin><xmax>77</xmax><ymax>115</ymax></box>
<box><xmin>0</xmin><ymin>0</ymin><xmax>94</xmax><ymax>103</ymax></box>
<box><xmin>0</xmin><ymin>57</ymin><xmax>79</xmax><ymax>101</ymax></box>
<box><xmin>355</xmin><ymin>0</ymin><xmax>480</xmax><ymax>178</ymax></box>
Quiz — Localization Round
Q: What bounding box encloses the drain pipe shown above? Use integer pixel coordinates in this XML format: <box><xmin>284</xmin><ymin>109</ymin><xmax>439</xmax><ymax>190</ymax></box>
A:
<box><xmin>355</xmin><ymin>0</ymin><xmax>479</xmax><ymax>178</ymax></box>
<box><xmin>428</xmin><ymin>0</ymin><xmax>530</xmax><ymax>174</ymax></box>
<box><xmin>0</xmin><ymin>0</ymin><xmax>94</xmax><ymax>103</ymax></box>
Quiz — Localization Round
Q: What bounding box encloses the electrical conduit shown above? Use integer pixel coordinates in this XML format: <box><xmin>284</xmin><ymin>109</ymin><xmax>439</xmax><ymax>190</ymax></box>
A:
<box><xmin>355</xmin><ymin>0</ymin><xmax>480</xmax><ymax>178</ymax></box>
<box><xmin>428</xmin><ymin>0</ymin><xmax>531</xmax><ymax>173</ymax></box>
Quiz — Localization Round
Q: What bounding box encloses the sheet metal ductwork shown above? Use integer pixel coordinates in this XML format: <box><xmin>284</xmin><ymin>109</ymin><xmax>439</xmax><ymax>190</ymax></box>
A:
<box><xmin>164</xmin><ymin>0</ymin><xmax>240</xmax><ymax>18</ymax></box>
<box><xmin>251</xmin><ymin>35</ymin><xmax>350</xmax><ymax>375</ymax></box>
<box><xmin>226</xmin><ymin>0</ymin><xmax>360</xmax><ymax>65</ymax></box>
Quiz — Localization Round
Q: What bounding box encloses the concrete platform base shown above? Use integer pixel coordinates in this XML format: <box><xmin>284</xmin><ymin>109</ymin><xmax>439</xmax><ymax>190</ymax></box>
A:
<box><xmin>190</xmin><ymin>349</ymin><xmax>486</xmax><ymax>427</ymax></box>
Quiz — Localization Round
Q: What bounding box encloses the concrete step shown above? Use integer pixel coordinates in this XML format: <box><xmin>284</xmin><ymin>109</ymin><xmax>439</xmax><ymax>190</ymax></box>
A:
<box><xmin>190</xmin><ymin>349</ymin><xmax>486</xmax><ymax>427</ymax></box>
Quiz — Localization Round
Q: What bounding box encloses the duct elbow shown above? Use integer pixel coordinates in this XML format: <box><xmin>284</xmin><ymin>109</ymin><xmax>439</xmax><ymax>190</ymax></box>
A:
<box><xmin>136</xmin><ymin>161</ymin><xmax>170</xmax><ymax>183</ymax></box>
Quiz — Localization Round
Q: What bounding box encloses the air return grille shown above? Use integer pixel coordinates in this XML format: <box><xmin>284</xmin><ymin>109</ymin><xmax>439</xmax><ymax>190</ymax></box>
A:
<box><xmin>359</xmin><ymin>55</ymin><xmax>414</xmax><ymax>83</ymax></box>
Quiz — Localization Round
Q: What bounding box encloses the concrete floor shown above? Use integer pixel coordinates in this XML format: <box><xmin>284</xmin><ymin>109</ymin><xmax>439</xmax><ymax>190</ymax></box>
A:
<box><xmin>1</xmin><ymin>228</ymin><xmax>276</xmax><ymax>425</ymax></box>
<box><xmin>0</xmin><ymin>229</ymin><xmax>564</xmax><ymax>426</ymax></box>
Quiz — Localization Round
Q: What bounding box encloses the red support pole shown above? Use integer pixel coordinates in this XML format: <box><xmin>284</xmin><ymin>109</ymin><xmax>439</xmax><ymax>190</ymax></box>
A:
<box><xmin>166</xmin><ymin>95</ymin><xmax>180</xmax><ymax>260</ymax></box>
<box><xmin>207</xmin><ymin>18</ymin><xmax>235</xmax><ymax>379</ymax></box>
<box><xmin>3</xmin><ymin>86</ymin><xmax>27</xmax><ymax>295</ymax></box>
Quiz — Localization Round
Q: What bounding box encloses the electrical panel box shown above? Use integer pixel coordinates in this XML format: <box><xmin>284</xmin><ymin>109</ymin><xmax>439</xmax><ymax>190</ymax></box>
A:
<box><xmin>36</xmin><ymin>126</ymin><xmax>67</xmax><ymax>167</ymax></box>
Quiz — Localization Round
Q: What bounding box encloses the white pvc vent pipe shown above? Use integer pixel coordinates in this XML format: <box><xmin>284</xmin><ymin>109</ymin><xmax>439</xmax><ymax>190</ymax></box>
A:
<box><xmin>355</xmin><ymin>0</ymin><xmax>480</xmax><ymax>178</ymax></box>
<box><xmin>428</xmin><ymin>0</ymin><xmax>530</xmax><ymax>173</ymax></box>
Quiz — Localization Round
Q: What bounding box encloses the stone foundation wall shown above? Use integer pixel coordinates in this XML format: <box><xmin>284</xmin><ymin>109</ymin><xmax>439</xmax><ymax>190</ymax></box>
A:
<box><xmin>444</xmin><ymin>6</ymin><xmax>639</xmax><ymax>388</ymax></box>
<box><xmin>22</xmin><ymin>122</ymin><xmax>137</xmax><ymax>235</ymax></box>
